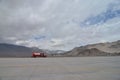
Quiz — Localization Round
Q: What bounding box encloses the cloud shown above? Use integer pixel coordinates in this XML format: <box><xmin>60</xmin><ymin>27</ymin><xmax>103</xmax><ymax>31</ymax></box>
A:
<box><xmin>0</xmin><ymin>0</ymin><xmax>120</xmax><ymax>50</ymax></box>
<box><xmin>81</xmin><ymin>1</ymin><xmax>120</xmax><ymax>26</ymax></box>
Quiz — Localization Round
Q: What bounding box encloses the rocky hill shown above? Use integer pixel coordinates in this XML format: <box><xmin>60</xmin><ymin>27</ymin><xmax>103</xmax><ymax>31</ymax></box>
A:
<box><xmin>62</xmin><ymin>40</ymin><xmax>120</xmax><ymax>57</ymax></box>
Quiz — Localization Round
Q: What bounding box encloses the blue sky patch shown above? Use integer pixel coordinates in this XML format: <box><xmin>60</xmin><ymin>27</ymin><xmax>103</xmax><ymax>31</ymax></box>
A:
<box><xmin>33</xmin><ymin>36</ymin><xmax>46</xmax><ymax>40</ymax></box>
<box><xmin>81</xmin><ymin>4</ymin><xmax>120</xmax><ymax>27</ymax></box>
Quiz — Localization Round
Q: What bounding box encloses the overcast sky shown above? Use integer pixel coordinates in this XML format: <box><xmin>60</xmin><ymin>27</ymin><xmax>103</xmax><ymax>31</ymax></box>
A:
<box><xmin>0</xmin><ymin>0</ymin><xmax>120</xmax><ymax>50</ymax></box>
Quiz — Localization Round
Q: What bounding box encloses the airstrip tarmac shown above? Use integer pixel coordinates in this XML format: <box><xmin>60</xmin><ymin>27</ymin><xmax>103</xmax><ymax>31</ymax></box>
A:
<box><xmin>0</xmin><ymin>57</ymin><xmax>120</xmax><ymax>80</ymax></box>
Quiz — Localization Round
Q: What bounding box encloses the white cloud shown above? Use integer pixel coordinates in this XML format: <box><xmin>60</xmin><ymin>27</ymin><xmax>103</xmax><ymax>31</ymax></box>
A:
<box><xmin>0</xmin><ymin>0</ymin><xmax>120</xmax><ymax>50</ymax></box>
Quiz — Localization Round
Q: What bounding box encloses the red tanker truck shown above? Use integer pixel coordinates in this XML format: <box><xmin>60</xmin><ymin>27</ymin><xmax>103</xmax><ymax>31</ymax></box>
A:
<box><xmin>32</xmin><ymin>52</ymin><xmax>47</xmax><ymax>58</ymax></box>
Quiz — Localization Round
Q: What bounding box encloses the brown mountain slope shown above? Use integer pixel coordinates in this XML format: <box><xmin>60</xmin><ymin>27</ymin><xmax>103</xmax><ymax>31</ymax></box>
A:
<box><xmin>63</xmin><ymin>40</ymin><xmax>120</xmax><ymax>57</ymax></box>
<box><xmin>86</xmin><ymin>40</ymin><xmax>120</xmax><ymax>53</ymax></box>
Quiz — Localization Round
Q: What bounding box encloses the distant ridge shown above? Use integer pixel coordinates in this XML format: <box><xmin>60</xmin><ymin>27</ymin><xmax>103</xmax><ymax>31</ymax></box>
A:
<box><xmin>0</xmin><ymin>40</ymin><xmax>120</xmax><ymax>57</ymax></box>
<box><xmin>61</xmin><ymin>40</ymin><xmax>120</xmax><ymax>57</ymax></box>
<box><xmin>0</xmin><ymin>43</ymin><xmax>64</xmax><ymax>57</ymax></box>
<box><xmin>0</xmin><ymin>43</ymin><xmax>33</xmax><ymax>57</ymax></box>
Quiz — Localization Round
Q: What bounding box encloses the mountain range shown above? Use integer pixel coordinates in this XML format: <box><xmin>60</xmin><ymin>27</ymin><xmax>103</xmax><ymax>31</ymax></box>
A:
<box><xmin>0</xmin><ymin>43</ymin><xmax>64</xmax><ymax>57</ymax></box>
<box><xmin>61</xmin><ymin>40</ymin><xmax>120</xmax><ymax>57</ymax></box>
<box><xmin>0</xmin><ymin>40</ymin><xmax>120</xmax><ymax>57</ymax></box>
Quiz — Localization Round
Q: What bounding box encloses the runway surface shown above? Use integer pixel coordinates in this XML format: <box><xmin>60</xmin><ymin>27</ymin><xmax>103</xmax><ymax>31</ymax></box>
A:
<box><xmin>0</xmin><ymin>57</ymin><xmax>120</xmax><ymax>80</ymax></box>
